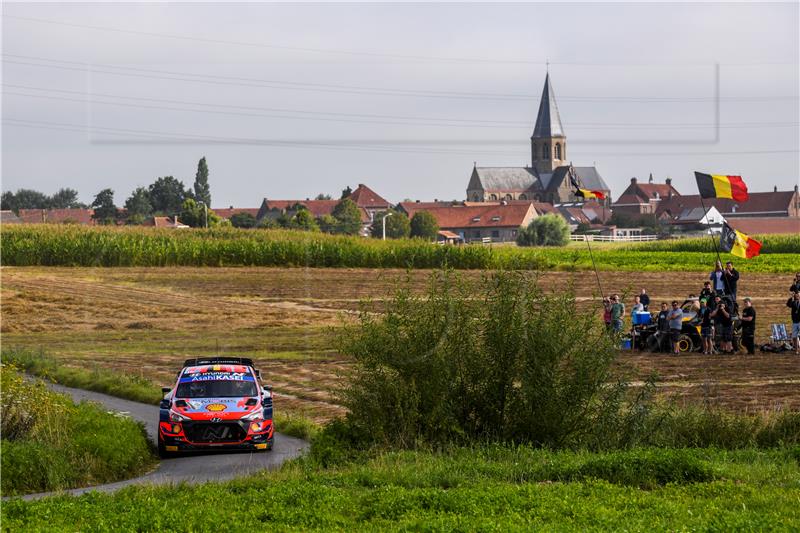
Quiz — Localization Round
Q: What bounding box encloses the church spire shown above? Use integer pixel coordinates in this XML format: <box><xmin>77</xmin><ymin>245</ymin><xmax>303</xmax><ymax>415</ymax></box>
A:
<box><xmin>531</xmin><ymin>72</ymin><xmax>565</xmax><ymax>139</ymax></box>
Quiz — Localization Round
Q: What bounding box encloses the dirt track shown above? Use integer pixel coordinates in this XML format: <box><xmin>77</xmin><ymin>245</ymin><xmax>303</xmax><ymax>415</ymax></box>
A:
<box><xmin>2</xmin><ymin>267</ymin><xmax>799</xmax><ymax>418</ymax></box>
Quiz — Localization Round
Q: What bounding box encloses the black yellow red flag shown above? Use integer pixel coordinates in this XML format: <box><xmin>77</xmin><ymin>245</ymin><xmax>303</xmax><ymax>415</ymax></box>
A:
<box><xmin>694</xmin><ymin>172</ymin><xmax>749</xmax><ymax>202</ymax></box>
<box><xmin>720</xmin><ymin>222</ymin><xmax>762</xmax><ymax>259</ymax></box>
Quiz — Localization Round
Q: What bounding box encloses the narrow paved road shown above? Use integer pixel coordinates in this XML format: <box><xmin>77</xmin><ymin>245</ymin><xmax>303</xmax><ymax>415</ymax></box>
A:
<box><xmin>17</xmin><ymin>382</ymin><xmax>309</xmax><ymax>501</ymax></box>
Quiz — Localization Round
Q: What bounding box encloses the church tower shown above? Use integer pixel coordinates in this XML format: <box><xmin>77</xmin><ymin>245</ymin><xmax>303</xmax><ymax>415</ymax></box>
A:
<box><xmin>530</xmin><ymin>73</ymin><xmax>566</xmax><ymax>174</ymax></box>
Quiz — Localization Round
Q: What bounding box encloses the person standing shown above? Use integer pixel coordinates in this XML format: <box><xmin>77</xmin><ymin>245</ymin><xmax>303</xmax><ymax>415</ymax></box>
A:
<box><xmin>667</xmin><ymin>301</ymin><xmax>684</xmax><ymax>354</ymax></box>
<box><xmin>699</xmin><ymin>281</ymin><xmax>716</xmax><ymax>306</ymax></box>
<box><xmin>602</xmin><ymin>297</ymin><xmax>612</xmax><ymax>331</ymax></box>
<box><xmin>711</xmin><ymin>300</ymin><xmax>733</xmax><ymax>354</ymax></box>
<box><xmin>639</xmin><ymin>289</ymin><xmax>650</xmax><ymax>311</ymax></box>
<box><xmin>656</xmin><ymin>302</ymin><xmax>670</xmax><ymax>352</ymax></box>
<box><xmin>790</xmin><ymin>273</ymin><xmax>800</xmax><ymax>295</ymax></box>
<box><xmin>710</xmin><ymin>261</ymin><xmax>726</xmax><ymax>296</ymax></box>
<box><xmin>723</xmin><ymin>261</ymin><xmax>740</xmax><ymax>302</ymax></box>
<box><xmin>787</xmin><ymin>292</ymin><xmax>800</xmax><ymax>355</ymax></box>
<box><xmin>740</xmin><ymin>298</ymin><xmax>756</xmax><ymax>355</ymax></box>
<box><xmin>698</xmin><ymin>299</ymin><xmax>713</xmax><ymax>355</ymax></box>
<box><xmin>610</xmin><ymin>294</ymin><xmax>625</xmax><ymax>334</ymax></box>
<box><xmin>632</xmin><ymin>295</ymin><xmax>644</xmax><ymax>314</ymax></box>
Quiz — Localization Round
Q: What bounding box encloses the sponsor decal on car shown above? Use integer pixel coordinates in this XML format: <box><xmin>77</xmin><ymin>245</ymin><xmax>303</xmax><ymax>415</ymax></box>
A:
<box><xmin>179</xmin><ymin>371</ymin><xmax>254</xmax><ymax>383</ymax></box>
<box><xmin>206</xmin><ymin>403</ymin><xmax>227</xmax><ymax>412</ymax></box>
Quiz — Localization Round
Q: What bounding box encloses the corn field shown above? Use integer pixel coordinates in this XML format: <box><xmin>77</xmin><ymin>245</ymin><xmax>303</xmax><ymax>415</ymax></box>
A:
<box><xmin>1</xmin><ymin>225</ymin><xmax>798</xmax><ymax>272</ymax></box>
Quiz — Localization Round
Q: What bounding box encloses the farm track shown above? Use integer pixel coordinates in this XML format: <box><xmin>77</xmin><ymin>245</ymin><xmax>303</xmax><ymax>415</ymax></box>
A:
<box><xmin>3</xmin><ymin>266</ymin><xmax>799</xmax><ymax>418</ymax></box>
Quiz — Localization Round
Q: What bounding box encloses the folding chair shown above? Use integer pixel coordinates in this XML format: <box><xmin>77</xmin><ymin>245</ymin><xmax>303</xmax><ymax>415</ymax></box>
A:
<box><xmin>770</xmin><ymin>324</ymin><xmax>789</xmax><ymax>343</ymax></box>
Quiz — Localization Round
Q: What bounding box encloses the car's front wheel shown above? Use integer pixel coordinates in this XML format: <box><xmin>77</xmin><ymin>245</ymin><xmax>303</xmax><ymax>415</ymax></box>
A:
<box><xmin>157</xmin><ymin>436</ymin><xmax>174</xmax><ymax>459</ymax></box>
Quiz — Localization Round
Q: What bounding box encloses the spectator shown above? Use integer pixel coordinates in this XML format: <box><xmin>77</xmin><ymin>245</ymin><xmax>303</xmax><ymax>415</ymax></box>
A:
<box><xmin>711</xmin><ymin>299</ymin><xmax>733</xmax><ymax>354</ymax></box>
<box><xmin>667</xmin><ymin>301</ymin><xmax>684</xmax><ymax>354</ymax></box>
<box><xmin>787</xmin><ymin>292</ymin><xmax>800</xmax><ymax>355</ymax></box>
<box><xmin>687</xmin><ymin>294</ymin><xmax>700</xmax><ymax>312</ymax></box>
<box><xmin>740</xmin><ymin>297</ymin><xmax>756</xmax><ymax>355</ymax></box>
<box><xmin>724</xmin><ymin>261</ymin><xmax>740</xmax><ymax>302</ymax></box>
<box><xmin>610</xmin><ymin>294</ymin><xmax>625</xmax><ymax>333</ymax></box>
<box><xmin>602</xmin><ymin>297</ymin><xmax>612</xmax><ymax>331</ymax></box>
<box><xmin>639</xmin><ymin>289</ymin><xmax>650</xmax><ymax>311</ymax></box>
<box><xmin>790</xmin><ymin>272</ymin><xmax>800</xmax><ymax>294</ymax></box>
<box><xmin>698</xmin><ymin>299</ymin><xmax>713</xmax><ymax>355</ymax></box>
<box><xmin>710</xmin><ymin>260</ymin><xmax>726</xmax><ymax>295</ymax></box>
<box><xmin>632</xmin><ymin>295</ymin><xmax>644</xmax><ymax>314</ymax></box>
<box><xmin>656</xmin><ymin>302</ymin><xmax>670</xmax><ymax>352</ymax></box>
<box><xmin>699</xmin><ymin>281</ymin><xmax>715</xmax><ymax>306</ymax></box>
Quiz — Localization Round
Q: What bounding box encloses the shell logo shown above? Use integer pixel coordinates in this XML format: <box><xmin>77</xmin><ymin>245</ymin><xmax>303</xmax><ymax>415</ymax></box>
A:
<box><xmin>206</xmin><ymin>403</ymin><xmax>227</xmax><ymax>412</ymax></box>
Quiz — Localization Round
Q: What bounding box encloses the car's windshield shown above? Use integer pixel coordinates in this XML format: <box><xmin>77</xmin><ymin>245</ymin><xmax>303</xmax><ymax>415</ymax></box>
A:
<box><xmin>176</xmin><ymin>379</ymin><xmax>257</xmax><ymax>398</ymax></box>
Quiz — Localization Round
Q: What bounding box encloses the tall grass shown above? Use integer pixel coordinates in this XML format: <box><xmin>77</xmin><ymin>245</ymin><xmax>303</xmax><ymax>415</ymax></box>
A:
<box><xmin>0</xmin><ymin>365</ymin><xmax>155</xmax><ymax>496</ymax></box>
<box><xmin>2</xmin><ymin>225</ymin><xmax>798</xmax><ymax>271</ymax></box>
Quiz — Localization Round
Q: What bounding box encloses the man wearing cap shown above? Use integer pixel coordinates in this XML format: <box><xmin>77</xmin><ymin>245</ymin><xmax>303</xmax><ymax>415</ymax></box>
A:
<box><xmin>740</xmin><ymin>298</ymin><xmax>756</xmax><ymax>355</ymax></box>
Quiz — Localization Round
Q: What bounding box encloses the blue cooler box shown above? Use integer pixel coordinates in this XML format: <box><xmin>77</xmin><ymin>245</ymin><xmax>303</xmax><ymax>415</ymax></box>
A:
<box><xmin>632</xmin><ymin>312</ymin><xmax>652</xmax><ymax>325</ymax></box>
<box><xmin>621</xmin><ymin>339</ymin><xmax>632</xmax><ymax>350</ymax></box>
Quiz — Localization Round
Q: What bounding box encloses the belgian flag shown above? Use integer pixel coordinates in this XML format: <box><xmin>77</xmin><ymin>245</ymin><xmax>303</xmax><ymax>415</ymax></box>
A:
<box><xmin>694</xmin><ymin>172</ymin><xmax>749</xmax><ymax>202</ymax></box>
<box><xmin>575</xmin><ymin>188</ymin><xmax>606</xmax><ymax>200</ymax></box>
<box><xmin>720</xmin><ymin>222</ymin><xmax>762</xmax><ymax>259</ymax></box>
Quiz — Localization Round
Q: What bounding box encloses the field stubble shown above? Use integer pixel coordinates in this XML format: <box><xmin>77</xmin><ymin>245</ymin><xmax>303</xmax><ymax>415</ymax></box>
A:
<box><xmin>2</xmin><ymin>266</ymin><xmax>799</xmax><ymax>420</ymax></box>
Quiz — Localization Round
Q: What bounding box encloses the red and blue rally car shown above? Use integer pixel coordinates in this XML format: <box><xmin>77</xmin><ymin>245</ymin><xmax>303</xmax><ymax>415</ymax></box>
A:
<box><xmin>158</xmin><ymin>357</ymin><xmax>274</xmax><ymax>457</ymax></box>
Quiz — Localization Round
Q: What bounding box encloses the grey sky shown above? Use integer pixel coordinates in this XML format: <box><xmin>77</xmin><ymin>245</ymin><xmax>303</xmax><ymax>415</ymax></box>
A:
<box><xmin>2</xmin><ymin>2</ymin><xmax>799</xmax><ymax>207</ymax></box>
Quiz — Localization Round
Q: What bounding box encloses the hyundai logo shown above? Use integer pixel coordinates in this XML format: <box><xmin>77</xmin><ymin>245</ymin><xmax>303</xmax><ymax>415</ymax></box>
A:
<box><xmin>210</xmin><ymin>417</ymin><xmax>222</xmax><ymax>423</ymax></box>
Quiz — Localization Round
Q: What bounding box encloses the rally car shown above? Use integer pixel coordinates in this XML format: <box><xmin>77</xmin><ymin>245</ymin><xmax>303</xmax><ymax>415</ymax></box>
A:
<box><xmin>158</xmin><ymin>357</ymin><xmax>274</xmax><ymax>457</ymax></box>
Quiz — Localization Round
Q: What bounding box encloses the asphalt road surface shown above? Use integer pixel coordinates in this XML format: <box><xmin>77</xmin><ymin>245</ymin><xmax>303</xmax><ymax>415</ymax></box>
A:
<box><xmin>17</xmin><ymin>382</ymin><xmax>310</xmax><ymax>501</ymax></box>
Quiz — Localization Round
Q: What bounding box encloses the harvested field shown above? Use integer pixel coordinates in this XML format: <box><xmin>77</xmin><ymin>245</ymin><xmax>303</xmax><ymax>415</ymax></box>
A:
<box><xmin>2</xmin><ymin>266</ymin><xmax>799</xmax><ymax>421</ymax></box>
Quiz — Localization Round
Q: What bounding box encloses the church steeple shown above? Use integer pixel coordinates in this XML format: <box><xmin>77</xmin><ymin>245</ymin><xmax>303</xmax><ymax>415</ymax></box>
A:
<box><xmin>530</xmin><ymin>72</ymin><xmax>566</xmax><ymax>173</ymax></box>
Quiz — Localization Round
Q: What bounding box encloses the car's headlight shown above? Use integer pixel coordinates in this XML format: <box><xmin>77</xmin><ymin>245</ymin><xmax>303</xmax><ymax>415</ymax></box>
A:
<box><xmin>169</xmin><ymin>411</ymin><xmax>190</xmax><ymax>422</ymax></box>
<box><xmin>242</xmin><ymin>408</ymin><xmax>262</xmax><ymax>421</ymax></box>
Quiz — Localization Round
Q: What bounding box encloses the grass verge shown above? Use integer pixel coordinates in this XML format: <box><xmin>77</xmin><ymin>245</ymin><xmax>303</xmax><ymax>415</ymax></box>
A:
<box><xmin>3</xmin><ymin>446</ymin><xmax>798</xmax><ymax>530</ymax></box>
<box><xmin>2</xmin><ymin>348</ymin><xmax>319</xmax><ymax>441</ymax></box>
<box><xmin>0</xmin><ymin>366</ymin><xmax>155</xmax><ymax>496</ymax></box>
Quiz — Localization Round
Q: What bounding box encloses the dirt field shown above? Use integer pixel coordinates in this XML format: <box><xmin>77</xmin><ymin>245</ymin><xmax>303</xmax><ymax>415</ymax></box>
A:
<box><xmin>2</xmin><ymin>266</ymin><xmax>799</xmax><ymax>420</ymax></box>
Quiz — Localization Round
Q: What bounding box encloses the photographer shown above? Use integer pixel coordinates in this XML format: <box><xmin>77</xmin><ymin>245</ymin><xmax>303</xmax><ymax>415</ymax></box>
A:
<box><xmin>740</xmin><ymin>298</ymin><xmax>756</xmax><ymax>355</ymax></box>
<box><xmin>790</xmin><ymin>272</ymin><xmax>800</xmax><ymax>295</ymax></box>
<box><xmin>788</xmin><ymin>291</ymin><xmax>800</xmax><ymax>355</ymax></box>
<box><xmin>711</xmin><ymin>298</ymin><xmax>733</xmax><ymax>354</ymax></box>
<box><xmin>656</xmin><ymin>302</ymin><xmax>670</xmax><ymax>352</ymax></box>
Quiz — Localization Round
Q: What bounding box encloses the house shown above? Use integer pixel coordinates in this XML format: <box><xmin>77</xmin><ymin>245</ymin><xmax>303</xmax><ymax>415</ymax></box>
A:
<box><xmin>212</xmin><ymin>207</ymin><xmax>261</xmax><ymax>221</ymax></box>
<box><xmin>1</xmin><ymin>210</ymin><xmax>22</xmax><ymax>224</ymax></box>
<box><xmin>347</xmin><ymin>183</ymin><xmax>392</xmax><ymax>221</ymax></box>
<box><xmin>466</xmin><ymin>73</ymin><xmax>611</xmax><ymax>206</ymax></box>
<box><xmin>668</xmin><ymin>206</ymin><xmax>725</xmax><ymax>232</ymax></box>
<box><xmin>657</xmin><ymin>186</ymin><xmax>800</xmax><ymax>220</ymax></box>
<box><xmin>146</xmin><ymin>216</ymin><xmax>189</xmax><ymax>228</ymax></box>
<box><xmin>402</xmin><ymin>203</ymin><xmax>538</xmax><ymax>243</ymax></box>
<box><xmin>17</xmin><ymin>208</ymin><xmax>96</xmax><ymax>225</ymax></box>
<box><xmin>437</xmin><ymin>230</ymin><xmax>464</xmax><ymax>245</ymax></box>
<box><xmin>727</xmin><ymin>217</ymin><xmax>800</xmax><ymax>235</ymax></box>
<box><xmin>611</xmin><ymin>176</ymin><xmax>681</xmax><ymax>215</ymax></box>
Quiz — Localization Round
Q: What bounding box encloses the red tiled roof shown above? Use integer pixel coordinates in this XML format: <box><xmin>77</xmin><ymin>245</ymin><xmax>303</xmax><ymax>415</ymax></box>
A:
<box><xmin>407</xmin><ymin>204</ymin><xmax>535</xmax><ymax>229</ymax></box>
<box><xmin>727</xmin><ymin>217</ymin><xmax>800</xmax><ymax>235</ymax></box>
<box><xmin>262</xmin><ymin>200</ymin><xmax>340</xmax><ymax>218</ymax></box>
<box><xmin>150</xmin><ymin>216</ymin><xmax>189</xmax><ymax>228</ymax></box>
<box><xmin>17</xmin><ymin>208</ymin><xmax>96</xmax><ymax>225</ymax></box>
<box><xmin>398</xmin><ymin>201</ymin><xmax>459</xmax><ymax>214</ymax></box>
<box><xmin>212</xmin><ymin>207</ymin><xmax>260</xmax><ymax>220</ymax></box>
<box><xmin>657</xmin><ymin>191</ymin><xmax>798</xmax><ymax>218</ymax></box>
<box><xmin>348</xmin><ymin>184</ymin><xmax>391</xmax><ymax>209</ymax></box>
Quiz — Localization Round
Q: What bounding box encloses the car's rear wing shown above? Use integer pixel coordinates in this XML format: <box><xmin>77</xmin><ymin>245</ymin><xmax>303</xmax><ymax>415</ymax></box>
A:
<box><xmin>182</xmin><ymin>357</ymin><xmax>255</xmax><ymax>368</ymax></box>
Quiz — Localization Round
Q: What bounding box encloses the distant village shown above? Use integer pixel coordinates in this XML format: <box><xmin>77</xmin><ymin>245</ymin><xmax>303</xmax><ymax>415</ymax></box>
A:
<box><xmin>4</xmin><ymin>74</ymin><xmax>799</xmax><ymax>242</ymax></box>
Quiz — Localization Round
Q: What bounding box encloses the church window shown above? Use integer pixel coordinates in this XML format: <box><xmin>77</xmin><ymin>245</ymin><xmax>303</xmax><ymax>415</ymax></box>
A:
<box><xmin>542</xmin><ymin>144</ymin><xmax>549</xmax><ymax>159</ymax></box>
<box><xmin>555</xmin><ymin>143</ymin><xmax>562</xmax><ymax>160</ymax></box>
<box><xmin>504</xmin><ymin>194</ymin><xmax>512</xmax><ymax>201</ymax></box>
<box><xmin>532</xmin><ymin>144</ymin><xmax>537</xmax><ymax>160</ymax></box>
<box><xmin>489</xmin><ymin>194</ymin><xmax>498</xmax><ymax>201</ymax></box>
<box><xmin>519</xmin><ymin>194</ymin><xmax>527</xmax><ymax>200</ymax></box>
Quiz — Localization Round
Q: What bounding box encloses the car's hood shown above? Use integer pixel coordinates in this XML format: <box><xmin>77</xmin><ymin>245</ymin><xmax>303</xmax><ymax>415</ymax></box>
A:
<box><xmin>175</xmin><ymin>397</ymin><xmax>260</xmax><ymax>421</ymax></box>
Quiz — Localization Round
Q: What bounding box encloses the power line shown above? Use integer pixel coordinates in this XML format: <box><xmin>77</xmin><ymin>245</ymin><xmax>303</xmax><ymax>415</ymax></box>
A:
<box><xmin>6</xmin><ymin>87</ymin><xmax>799</xmax><ymax>131</ymax></box>
<box><xmin>5</xmin><ymin>118</ymin><xmax>797</xmax><ymax>156</ymax></box>
<box><xmin>5</xmin><ymin>54</ymin><xmax>798</xmax><ymax>103</ymax></box>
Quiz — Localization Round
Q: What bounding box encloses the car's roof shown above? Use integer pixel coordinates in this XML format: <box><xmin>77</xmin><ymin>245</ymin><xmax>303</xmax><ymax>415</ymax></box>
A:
<box><xmin>182</xmin><ymin>364</ymin><xmax>253</xmax><ymax>374</ymax></box>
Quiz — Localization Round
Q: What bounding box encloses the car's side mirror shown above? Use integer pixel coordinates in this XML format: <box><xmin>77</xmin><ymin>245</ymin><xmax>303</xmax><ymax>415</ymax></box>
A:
<box><xmin>159</xmin><ymin>399</ymin><xmax>171</xmax><ymax>409</ymax></box>
<box><xmin>161</xmin><ymin>387</ymin><xmax>171</xmax><ymax>395</ymax></box>
<box><xmin>255</xmin><ymin>369</ymin><xmax>262</xmax><ymax>379</ymax></box>
<box><xmin>263</xmin><ymin>384</ymin><xmax>272</xmax><ymax>392</ymax></box>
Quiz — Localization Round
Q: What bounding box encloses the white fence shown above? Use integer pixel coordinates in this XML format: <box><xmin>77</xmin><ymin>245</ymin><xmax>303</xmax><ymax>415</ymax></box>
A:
<box><xmin>570</xmin><ymin>234</ymin><xmax>658</xmax><ymax>242</ymax></box>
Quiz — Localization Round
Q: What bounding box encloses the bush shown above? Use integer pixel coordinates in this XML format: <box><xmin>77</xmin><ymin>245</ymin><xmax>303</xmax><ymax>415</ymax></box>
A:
<box><xmin>335</xmin><ymin>270</ymin><xmax>648</xmax><ymax>449</ymax></box>
<box><xmin>371</xmin><ymin>210</ymin><xmax>411</xmax><ymax>239</ymax></box>
<box><xmin>230</xmin><ymin>212</ymin><xmax>257</xmax><ymax>228</ymax></box>
<box><xmin>517</xmin><ymin>214</ymin><xmax>569</xmax><ymax>247</ymax></box>
<box><xmin>410</xmin><ymin>211</ymin><xmax>439</xmax><ymax>240</ymax></box>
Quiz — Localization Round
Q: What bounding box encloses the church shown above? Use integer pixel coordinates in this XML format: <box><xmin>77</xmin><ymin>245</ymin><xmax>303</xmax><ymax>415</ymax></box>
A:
<box><xmin>466</xmin><ymin>73</ymin><xmax>611</xmax><ymax>205</ymax></box>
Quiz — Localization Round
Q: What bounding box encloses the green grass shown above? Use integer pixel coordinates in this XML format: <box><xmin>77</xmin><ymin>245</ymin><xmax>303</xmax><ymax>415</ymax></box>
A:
<box><xmin>3</xmin><ymin>225</ymin><xmax>798</xmax><ymax>272</ymax></box>
<box><xmin>0</xmin><ymin>366</ymin><xmax>155</xmax><ymax>496</ymax></box>
<box><xmin>3</xmin><ymin>446</ymin><xmax>798</xmax><ymax>530</ymax></box>
<box><xmin>2</xmin><ymin>348</ymin><xmax>319</xmax><ymax>440</ymax></box>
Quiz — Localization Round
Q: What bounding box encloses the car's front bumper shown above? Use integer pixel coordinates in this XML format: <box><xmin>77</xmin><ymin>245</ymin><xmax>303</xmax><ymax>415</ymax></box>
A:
<box><xmin>160</xmin><ymin>420</ymin><xmax>274</xmax><ymax>452</ymax></box>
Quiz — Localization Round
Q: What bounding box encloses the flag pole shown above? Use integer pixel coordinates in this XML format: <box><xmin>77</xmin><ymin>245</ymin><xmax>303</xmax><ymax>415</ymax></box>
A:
<box><xmin>698</xmin><ymin>194</ymin><xmax>724</xmax><ymax>268</ymax></box>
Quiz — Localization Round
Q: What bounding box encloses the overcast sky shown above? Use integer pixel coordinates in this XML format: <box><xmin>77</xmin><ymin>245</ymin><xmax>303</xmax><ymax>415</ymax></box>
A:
<box><xmin>2</xmin><ymin>2</ymin><xmax>799</xmax><ymax>207</ymax></box>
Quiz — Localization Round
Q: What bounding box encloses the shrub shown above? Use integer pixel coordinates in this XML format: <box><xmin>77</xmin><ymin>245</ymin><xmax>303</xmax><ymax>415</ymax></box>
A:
<box><xmin>371</xmin><ymin>210</ymin><xmax>411</xmax><ymax>239</ymax></box>
<box><xmin>410</xmin><ymin>211</ymin><xmax>439</xmax><ymax>240</ymax></box>
<box><xmin>335</xmin><ymin>270</ymin><xmax>648</xmax><ymax>449</ymax></box>
<box><xmin>517</xmin><ymin>214</ymin><xmax>570</xmax><ymax>247</ymax></box>
<box><xmin>332</xmin><ymin>198</ymin><xmax>362</xmax><ymax>235</ymax></box>
<box><xmin>230</xmin><ymin>212</ymin><xmax>257</xmax><ymax>228</ymax></box>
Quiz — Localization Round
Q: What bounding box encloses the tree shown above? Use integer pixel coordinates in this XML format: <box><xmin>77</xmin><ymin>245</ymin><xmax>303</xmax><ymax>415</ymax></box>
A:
<box><xmin>517</xmin><ymin>214</ymin><xmax>569</xmax><ymax>247</ymax></box>
<box><xmin>315</xmin><ymin>193</ymin><xmax>332</xmax><ymax>200</ymax></box>
<box><xmin>410</xmin><ymin>211</ymin><xmax>439</xmax><ymax>240</ymax></box>
<box><xmin>193</xmin><ymin>157</ymin><xmax>211</xmax><ymax>206</ymax></box>
<box><xmin>1</xmin><ymin>189</ymin><xmax>50</xmax><ymax>212</ymax></box>
<box><xmin>91</xmin><ymin>189</ymin><xmax>118</xmax><ymax>224</ymax></box>
<box><xmin>371</xmin><ymin>209</ymin><xmax>410</xmax><ymax>239</ymax></box>
<box><xmin>340</xmin><ymin>186</ymin><xmax>352</xmax><ymax>199</ymax></box>
<box><xmin>331</xmin><ymin>198</ymin><xmax>362</xmax><ymax>235</ymax></box>
<box><xmin>180</xmin><ymin>198</ymin><xmax>220</xmax><ymax>228</ymax></box>
<box><xmin>148</xmin><ymin>176</ymin><xmax>188</xmax><ymax>215</ymax></box>
<box><xmin>290</xmin><ymin>209</ymin><xmax>320</xmax><ymax>231</ymax></box>
<box><xmin>230</xmin><ymin>212</ymin><xmax>257</xmax><ymax>228</ymax></box>
<box><xmin>49</xmin><ymin>188</ymin><xmax>83</xmax><ymax>209</ymax></box>
<box><xmin>124</xmin><ymin>187</ymin><xmax>153</xmax><ymax>219</ymax></box>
